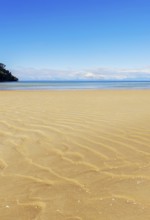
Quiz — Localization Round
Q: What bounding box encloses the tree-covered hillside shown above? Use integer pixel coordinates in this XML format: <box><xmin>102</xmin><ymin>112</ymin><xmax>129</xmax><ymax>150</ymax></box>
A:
<box><xmin>0</xmin><ymin>63</ymin><xmax>18</xmax><ymax>82</ymax></box>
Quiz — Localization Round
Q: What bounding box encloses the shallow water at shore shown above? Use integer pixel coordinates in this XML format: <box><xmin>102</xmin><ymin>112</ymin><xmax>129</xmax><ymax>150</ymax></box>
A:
<box><xmin>1</xmin><ymin>81</ymin><xmax>150</xmax><ymax>90</ymax></box>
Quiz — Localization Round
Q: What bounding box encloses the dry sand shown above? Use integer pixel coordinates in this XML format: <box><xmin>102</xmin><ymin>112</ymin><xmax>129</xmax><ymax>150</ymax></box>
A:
<box><xmin>0</xmin><ymin>90</ymin><xmax>150</xmax><ymax>220</ymax></box>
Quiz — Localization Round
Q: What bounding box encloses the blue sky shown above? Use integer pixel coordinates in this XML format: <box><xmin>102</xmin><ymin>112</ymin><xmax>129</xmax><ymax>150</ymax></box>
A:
<box><xmin>1</xmin><ymin>0</ymin><xmax>150</xmax><ymax>80</ymax></box>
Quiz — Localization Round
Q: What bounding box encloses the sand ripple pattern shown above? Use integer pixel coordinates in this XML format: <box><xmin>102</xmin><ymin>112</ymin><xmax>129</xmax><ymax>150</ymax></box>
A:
<box><xmin>0</xmin><ymin>90</ymin><xmax>150</xmax><ymax>219</ymax></box>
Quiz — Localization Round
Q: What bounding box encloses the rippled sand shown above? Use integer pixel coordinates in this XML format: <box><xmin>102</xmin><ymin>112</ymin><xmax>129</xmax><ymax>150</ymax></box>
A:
<box><xmin>0</xmin><ymin>90</ymin><xmax>150</xmax><ymax>219</ymax></box>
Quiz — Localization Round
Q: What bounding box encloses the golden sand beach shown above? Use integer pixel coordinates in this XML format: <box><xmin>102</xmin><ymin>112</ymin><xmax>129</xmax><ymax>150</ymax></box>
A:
<box><xmin>0</xmin><ymin>90</ymin><xmax>150</xmax><ymax>220</ymax></box>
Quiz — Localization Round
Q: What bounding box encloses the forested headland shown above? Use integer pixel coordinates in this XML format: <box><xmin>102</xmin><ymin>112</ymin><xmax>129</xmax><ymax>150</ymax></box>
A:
<box><xmin>0</xmin><ymin>63</ymin><xmax>18</xmax><ymax>82</ymax></box>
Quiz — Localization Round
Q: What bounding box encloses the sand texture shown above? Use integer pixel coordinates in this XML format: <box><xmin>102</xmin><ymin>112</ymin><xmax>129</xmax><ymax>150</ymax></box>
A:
<box><xmin>0</xmin><ymin>90</ymin><xmax>150</xmax><ymax>220</ymax></box>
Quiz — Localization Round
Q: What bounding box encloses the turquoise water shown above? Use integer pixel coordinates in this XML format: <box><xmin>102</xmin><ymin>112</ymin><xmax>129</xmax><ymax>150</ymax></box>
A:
<box><xmin>0</xmin><ymin>81</ymin><xmax>150</xmax><ymax>90</ymax></box>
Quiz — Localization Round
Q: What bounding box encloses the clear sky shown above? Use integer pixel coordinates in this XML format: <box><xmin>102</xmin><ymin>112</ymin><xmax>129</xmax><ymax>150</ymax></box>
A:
<box><xmin>1</xmin><ymin>0</ymin><xmax>150</xmax><ymax>80</ymax></box>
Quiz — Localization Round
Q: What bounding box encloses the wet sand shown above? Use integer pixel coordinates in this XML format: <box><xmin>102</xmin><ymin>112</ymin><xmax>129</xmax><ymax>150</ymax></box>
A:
<box><xmin>0</xmin><ymin>90</ymin><xmax>150</xmax><ymax>220</ymax></box>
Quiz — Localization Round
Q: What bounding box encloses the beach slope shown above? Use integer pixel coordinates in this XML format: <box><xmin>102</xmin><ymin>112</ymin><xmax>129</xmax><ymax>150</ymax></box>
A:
<box><xmin>0</xmin><ymin>90</ymin><xmax>150</xmax><ymax>219</ymax></box>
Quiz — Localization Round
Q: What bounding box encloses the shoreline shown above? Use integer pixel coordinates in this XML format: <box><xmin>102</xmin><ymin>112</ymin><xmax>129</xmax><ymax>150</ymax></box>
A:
<box><xmin>1</xmin><ymin>87</ymin><xmax>150</xmax><ymax>92</ymax></box>
<box><xmin>1</xmin><ymin>81</ymin><xmax>150</xmax><ymax>91</ymax></box>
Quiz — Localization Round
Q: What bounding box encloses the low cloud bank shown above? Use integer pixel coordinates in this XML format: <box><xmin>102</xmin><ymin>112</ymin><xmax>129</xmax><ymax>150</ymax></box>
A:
<box><xmin>12</xmin><ymin>66</ymin><xmax>150</xmax><ymax>81</ymax></box>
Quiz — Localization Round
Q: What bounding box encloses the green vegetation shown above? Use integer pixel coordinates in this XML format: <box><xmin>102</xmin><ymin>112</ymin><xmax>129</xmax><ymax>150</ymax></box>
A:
<box><xmin>0</xmin><ymin>63</ymin><xmax>18</xmax><ymax>82</ymax></box>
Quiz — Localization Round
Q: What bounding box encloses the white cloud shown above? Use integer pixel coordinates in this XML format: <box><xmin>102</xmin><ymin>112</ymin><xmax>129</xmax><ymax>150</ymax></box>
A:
<box><xmin>12</xmin><ymin>66</ymin><xmax>150</xmax><ymax>81</ymax></box>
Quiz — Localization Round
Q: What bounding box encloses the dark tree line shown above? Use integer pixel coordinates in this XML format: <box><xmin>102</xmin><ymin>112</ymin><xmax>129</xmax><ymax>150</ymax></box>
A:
<box><xmin>0</xmin><ymin>63</ymin><xmax>18</xmax><ymax>82</ymax></box>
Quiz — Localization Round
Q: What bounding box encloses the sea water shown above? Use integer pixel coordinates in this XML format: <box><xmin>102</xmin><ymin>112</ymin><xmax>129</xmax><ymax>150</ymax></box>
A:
<box><xmin>0</xmin><ymin>81</ymin><xmax>150</xmax><ymax>90</ymax></box>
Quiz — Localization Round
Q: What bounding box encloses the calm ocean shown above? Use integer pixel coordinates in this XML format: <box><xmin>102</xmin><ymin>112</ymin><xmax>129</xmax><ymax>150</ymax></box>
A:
<box><xmin>0</xmin><ymin>81</ymin><xmax>150</xmax><ymax>90</ymax></box>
